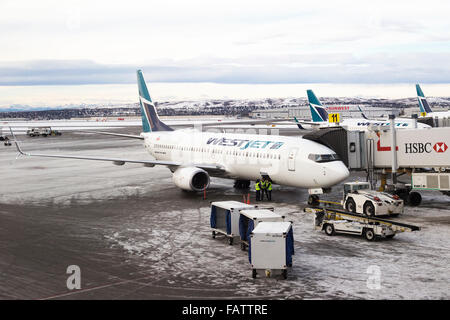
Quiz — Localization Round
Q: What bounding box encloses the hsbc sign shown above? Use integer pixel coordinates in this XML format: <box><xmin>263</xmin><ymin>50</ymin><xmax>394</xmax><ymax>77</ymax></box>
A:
<box><xmin>405</xmin><ymin>142</ymin><xmax>448</xmax><ymax>154</ymax></box>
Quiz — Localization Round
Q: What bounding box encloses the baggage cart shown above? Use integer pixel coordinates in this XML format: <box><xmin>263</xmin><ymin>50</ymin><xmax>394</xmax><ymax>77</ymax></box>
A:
<box><xmin>210</xmin><ymin>201</ymin><xmax>255</xmax><ymax>245</ymax></box>
<box><xmin>239</xmin><ymin>209</ymin><xmax>285</xmax><ymax>250</ymax></box>
<box><xmin>249</xmin><ymin>221</ymin><xmax>294</xmax><ymax>279</ymax></box>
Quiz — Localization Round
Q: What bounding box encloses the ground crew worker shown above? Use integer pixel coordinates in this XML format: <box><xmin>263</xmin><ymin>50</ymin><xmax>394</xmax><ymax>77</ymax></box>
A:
<box><xmin>255</xmin><ymin>179</ymin><xmax>261</xmax><ymax>201</ymax></box>
<box><xmin>266</xmin><ymin>179</ymin><xmax>272</xmax><ymax>201</ymax></box>
<box><xmin>261</xmin><ymin>178</ymin><xmax>267</xmax><ymax>201</ymax></box>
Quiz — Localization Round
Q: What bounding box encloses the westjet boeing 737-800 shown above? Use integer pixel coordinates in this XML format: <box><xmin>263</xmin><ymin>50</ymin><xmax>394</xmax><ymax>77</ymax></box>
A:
<box><xmin>12</xmin><ymin>70</ymin><xmax>349</xmax><ymax>192</ymax></box>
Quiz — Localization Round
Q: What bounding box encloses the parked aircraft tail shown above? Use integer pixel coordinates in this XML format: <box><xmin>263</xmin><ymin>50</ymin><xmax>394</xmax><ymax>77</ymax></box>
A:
<box><xmin>137</xmin><ymin>70</ymin><xmax>173</xmax><ymax>132</ymax></box>
<box><xmin>358</xmin><ymin>106</ymin><xmax>369</xmax><ymax>120</ymax></box>
<box><xmin>416</xmin><ymin>84</ymin><xmax>433</xmax><ymax>114</ymax></box>
<box><xmin>307</xmin><ymin>90</ymin><xmax>328</xmax><ymax>122</ymax></box>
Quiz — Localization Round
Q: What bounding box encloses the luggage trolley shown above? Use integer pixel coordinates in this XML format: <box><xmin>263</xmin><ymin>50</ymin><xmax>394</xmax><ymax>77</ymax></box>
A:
<box><xmin>249</xmin><ymin>221</ymin><xmax>294</xmax><ymax>279</ymax></box>
<box><xmin>238</xmin><ymin>209</ymin><xmax>285</xmax><ymax>250</ymax></box>
<box><xmin>210</xmin><ymin>201</ymin><xmax>256</xmax><ymax>245</ymax></box>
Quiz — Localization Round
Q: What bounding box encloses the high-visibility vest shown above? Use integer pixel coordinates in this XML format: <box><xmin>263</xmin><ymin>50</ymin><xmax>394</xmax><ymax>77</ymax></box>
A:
<box><xmin>255</xmin><ymin>182</ymin><xmax>260</xmax><ymax>191</ymax></box>
<box><xmin>267</xmin><ymin>181</ymin><xmax>272</xmax><ymax>191</ymax></box>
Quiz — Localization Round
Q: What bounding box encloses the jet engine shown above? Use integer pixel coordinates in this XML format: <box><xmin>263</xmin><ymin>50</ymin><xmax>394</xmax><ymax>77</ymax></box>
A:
<box><xmin>172</xmin><ymin>167</ymin><xmax>210</xmax><ymax>191</ymax></box>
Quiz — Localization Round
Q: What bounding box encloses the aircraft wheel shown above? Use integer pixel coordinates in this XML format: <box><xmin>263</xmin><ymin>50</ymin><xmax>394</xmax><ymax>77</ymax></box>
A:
<box><xmin>308</xmin><ymin>195</ymin><xmax>319</xmax><ymax>206</ymax></box>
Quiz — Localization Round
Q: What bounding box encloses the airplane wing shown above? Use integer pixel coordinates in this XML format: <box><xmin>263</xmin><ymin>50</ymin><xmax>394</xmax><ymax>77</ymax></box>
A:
<box><xmin>79</xmin><ymin>130</ymin><xmax>144</xmax><ymax>140</ymax></box>
<box><xmin>10</xmin><ymin>128</ymin><xmax>225</xmax><ymax>172</ymax></box>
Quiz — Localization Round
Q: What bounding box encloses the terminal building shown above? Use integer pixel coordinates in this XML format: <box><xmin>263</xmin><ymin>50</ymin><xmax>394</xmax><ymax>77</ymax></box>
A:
<box><xmin>250</xmin><ymin>105</ymin><xmax>400</xmax><ymax>119</ymax></box>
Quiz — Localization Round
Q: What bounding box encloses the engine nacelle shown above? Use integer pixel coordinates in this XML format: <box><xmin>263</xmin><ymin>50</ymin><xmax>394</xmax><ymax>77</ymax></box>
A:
<box><xmin>172</xmin><ymin>167</ymin><xmax>210</xmax><ymax>192</ymax></box>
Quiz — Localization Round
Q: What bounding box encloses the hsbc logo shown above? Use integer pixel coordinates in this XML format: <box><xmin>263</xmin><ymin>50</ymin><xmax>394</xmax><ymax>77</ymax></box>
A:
<box><xmin>433</xmin><ymin>142</ymin><xmax>448</xmax><ymax>153</ymax></box>
<box><xmin>405</xmin><ymin>142</ymin><xmax>448</xmax><ymax>154</ymax></box>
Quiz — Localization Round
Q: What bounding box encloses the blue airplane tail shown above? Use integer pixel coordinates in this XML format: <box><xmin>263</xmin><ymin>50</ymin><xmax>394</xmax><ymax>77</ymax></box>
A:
<box><xmin>293</xmin><ymin>117</ymin><xmax>305</xmax><ymax>130</ymax></box>
<box><xmin>358</xmin><ymin>106</ymin><xmax>369</xmax><ymax>120</ymax></box>
<box><xmin>416</xmin><ymin>84</ymin><xmax>433</xmax><ymax>114</ymax></box>
<box><xmin>137</xmin><ymin>70</ymin><xmax>173</xmax><ymax>132</ymax></box>
<box><xmin>307</xmin><ymin>90</ymin><xmax>328</xmax><ymax>122</ymax></box>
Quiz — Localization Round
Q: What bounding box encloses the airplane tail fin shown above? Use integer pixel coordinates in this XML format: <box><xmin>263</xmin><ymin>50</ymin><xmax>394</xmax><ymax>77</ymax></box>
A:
<box><xmin>307</xmin><ymin>89</ymin><xmax>328</xmax><ymax>122</ymax></box>
<box><xmin>137</xmin><ymin>70</ymin><xmax>173</xmax><ymax>132</ymax></box>
<box><xmin>358</xmin><ymin>106</ymin><xmax>369</xmax><ymax>120</ymax></box>
<box><xmin>416</xmin><ymin>84</ymin><xmax>433</xmax><ymax>114</ymax></box>
<box><xmin>293</xmin><ymin>116</ymin><xmax>305</xmax><ymax>130</ymax></box>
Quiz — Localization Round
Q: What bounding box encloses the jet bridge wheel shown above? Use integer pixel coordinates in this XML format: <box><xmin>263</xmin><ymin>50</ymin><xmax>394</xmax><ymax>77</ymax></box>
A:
<box><xmin>408</xmin><ymin>192</ymin><xmax>422</xmax><ymax>207</ymax></box>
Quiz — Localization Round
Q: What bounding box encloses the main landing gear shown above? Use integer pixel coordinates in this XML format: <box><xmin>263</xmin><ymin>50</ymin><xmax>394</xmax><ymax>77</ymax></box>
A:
<box><xmin>234</xmin><ymin>180</ymin><xmax>250</xmax><ymax>189</ymax></box>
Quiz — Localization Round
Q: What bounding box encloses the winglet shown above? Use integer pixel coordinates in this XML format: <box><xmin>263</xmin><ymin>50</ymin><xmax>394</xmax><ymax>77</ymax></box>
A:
<box><xmin>9</xmin><ymin>127</ymin><xmax>27</xmax><ymax>156</ymax></box>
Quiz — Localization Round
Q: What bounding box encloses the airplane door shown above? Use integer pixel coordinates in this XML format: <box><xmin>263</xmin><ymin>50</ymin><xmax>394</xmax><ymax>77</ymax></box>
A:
<box><xmin>288</xmin><ymin>149</ymin><xmax>297</xmax><ymax>171</ymax></box>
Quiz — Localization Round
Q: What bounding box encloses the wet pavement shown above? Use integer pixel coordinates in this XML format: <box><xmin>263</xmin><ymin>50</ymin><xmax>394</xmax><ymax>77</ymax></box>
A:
<box><xmin>0</xmin><ymin>131</ymin><xmax>449</xmax><ymax>299</ymax></box>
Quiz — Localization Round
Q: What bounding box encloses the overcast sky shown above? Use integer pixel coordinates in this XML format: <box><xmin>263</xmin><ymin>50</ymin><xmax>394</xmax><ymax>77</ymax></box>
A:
<box><xmin>1</xmin><ymin>0</ymin><xmax>450</xmax><ymax>87</ymax></box>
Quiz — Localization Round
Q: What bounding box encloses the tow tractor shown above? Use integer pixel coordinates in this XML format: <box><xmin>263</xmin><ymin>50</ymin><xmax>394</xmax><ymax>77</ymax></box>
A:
<box><xmin>305</xmin><ymin>207</ymin><xmax>420</xmax><ymax>241</ymax></box>
<box><xmin>308</xmin><ymin>182</ymin><xmax>404</xmax><ymax>217</ymax></box>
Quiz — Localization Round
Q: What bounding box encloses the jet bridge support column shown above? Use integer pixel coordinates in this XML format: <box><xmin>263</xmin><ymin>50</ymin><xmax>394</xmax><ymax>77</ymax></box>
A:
<box><xmin>412</xmin><ymin>114</ymin><xmax>418</xmax><ymax>129</ymax></box>
<box><xmin>389</xmin><ymin>115</ymin><xmax>398</xmax><ymax>185</ymax></box>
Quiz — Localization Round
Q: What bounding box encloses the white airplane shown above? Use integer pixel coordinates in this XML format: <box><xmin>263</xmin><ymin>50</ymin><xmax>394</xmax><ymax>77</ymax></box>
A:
<box><xmin>416</xmin><ymin>84</ymin><xmax>450</xmax><ymax>119</ymax></box>
<box><xmin>11</xmin><ymin>70</ymin><xmax>349</xmax><ymax>192</ymax></box>
<box><xmin>300</xmin><ymin>90</ymin><xmax>430</xmax><ymax>130</ymax></box>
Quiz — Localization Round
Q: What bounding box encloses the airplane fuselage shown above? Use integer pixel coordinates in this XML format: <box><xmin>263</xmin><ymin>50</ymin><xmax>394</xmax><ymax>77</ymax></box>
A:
<box><xmin>142</xmin><ymin>129</ymin><xmax>349</xmax><ymax>189</ymax></box>
<box><xmin>312</xmin><ymin>118</ymin><xmax>429</xmax><ymax>131</ymax></box>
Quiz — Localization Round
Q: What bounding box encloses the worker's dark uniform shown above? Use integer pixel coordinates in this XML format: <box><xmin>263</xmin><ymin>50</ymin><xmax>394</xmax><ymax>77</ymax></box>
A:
<box><xmin>255</xmin><ymin>181</ymin><xmax>261</xmax><ymax>201</ymax></box>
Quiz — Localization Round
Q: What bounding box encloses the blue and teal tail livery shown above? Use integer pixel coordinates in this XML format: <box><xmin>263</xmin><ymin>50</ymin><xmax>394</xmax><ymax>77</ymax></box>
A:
<box><xmin>358</xmin><ymin>106</ymin><xmax>368</xmax><ymax>120</ymax></box>
<box><xmin>293</xmin><ymin>116</ymin><xmax>305</xmax><ymax>130</ymax></box>
<box><xmin>416</xmin><ymin>84</ymin><xmax>433</xmax><ymax>114</ymax></box>
<box><xmin>137</xmin><ymin>70</ymin><xmax>173</xmax><ymax>132</ymax></box>
<box><xmin>307</xmin><ymin>90</ymin><xmax>328</xmax><ymax>122</ymax></box>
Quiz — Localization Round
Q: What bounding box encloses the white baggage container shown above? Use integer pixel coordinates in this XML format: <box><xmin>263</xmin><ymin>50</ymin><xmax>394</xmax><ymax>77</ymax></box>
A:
<box><xmin>249</xmin><ymin>221</ymin><xmax>294</xmax><ymax>279</ymax></box>
<box><xmin>210</xmin><ymin>201</ymin><xmax>255</xmax><ymax>245</ymax></box>
<box><xmin>239</xmin><ymin>209</ymin><xmax>285</xmax><ymax>250</ymax></box>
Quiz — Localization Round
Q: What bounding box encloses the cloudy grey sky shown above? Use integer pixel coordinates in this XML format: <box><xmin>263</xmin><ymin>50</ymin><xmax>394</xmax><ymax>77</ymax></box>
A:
<box><xmin>2</xmin><ymin>0</ymin><xmax>450</xmax><ymax>87</ymax></box>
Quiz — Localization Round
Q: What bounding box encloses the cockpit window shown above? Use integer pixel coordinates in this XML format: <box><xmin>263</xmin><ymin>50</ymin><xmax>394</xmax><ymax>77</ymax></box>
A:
<box><xmin>308</xmin><ymin>153</ymin><xmax>340</xmax><ymax>163</ymax></box>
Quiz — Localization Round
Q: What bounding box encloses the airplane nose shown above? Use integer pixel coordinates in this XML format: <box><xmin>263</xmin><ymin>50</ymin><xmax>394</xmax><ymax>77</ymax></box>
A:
<box><xmin>325</xmin><ymin>161</ymin><xmax>349</xmax><ymax>186</ymax></box>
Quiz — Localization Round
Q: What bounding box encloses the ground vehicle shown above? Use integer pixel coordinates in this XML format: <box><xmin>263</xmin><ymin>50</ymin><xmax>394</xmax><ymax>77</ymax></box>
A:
<box><xmin>26</xmin><ymin>127</ymin><xmax>61</xmax><ymax>137</ymax></box>
<box><xmin>3</xmin><ymin>136</ymin><xmax>11</xmax><ymax>146</ymax></box>
<box><xmin>342</xmin><ymin>182</ymin><xmax>403</xmax><ymax>216</ymax></box>
<box><xmin>306</xmin><ymin>207</ymin><xmax>420</xmax><ymax>241</ymax></box>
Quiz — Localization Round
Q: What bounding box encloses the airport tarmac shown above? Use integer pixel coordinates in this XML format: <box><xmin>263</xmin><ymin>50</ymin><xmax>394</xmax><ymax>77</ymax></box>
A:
<box><xmin>0</xmin><ymin>131</ymin><xmax>449</xmax><ymax>299</ymax></box>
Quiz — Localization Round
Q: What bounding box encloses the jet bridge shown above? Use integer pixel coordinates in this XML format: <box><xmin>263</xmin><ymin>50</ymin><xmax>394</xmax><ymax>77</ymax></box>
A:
<box><xmin>303</xmin><ymin>124</ymin><xmax>450</xmax><ymax>201</ymax></box>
